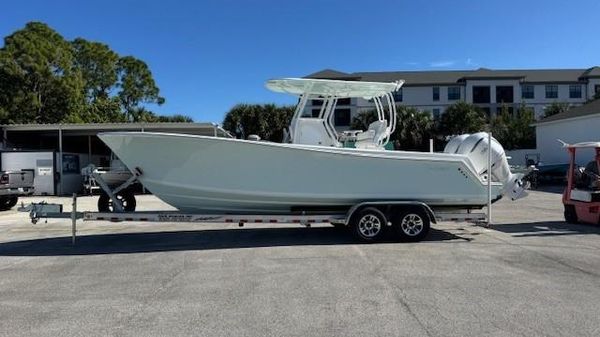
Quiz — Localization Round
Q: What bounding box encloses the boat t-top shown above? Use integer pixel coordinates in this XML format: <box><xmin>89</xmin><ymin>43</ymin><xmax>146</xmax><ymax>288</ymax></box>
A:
<box><xmin>266</xmin><ymin>78</ymin><xmax>403</xmax><ymax>149</ymax></box>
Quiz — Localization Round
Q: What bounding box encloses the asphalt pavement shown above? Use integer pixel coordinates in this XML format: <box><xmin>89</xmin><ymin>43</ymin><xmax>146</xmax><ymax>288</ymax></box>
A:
<box><xmin>0</xmin><ymin>188</ymin><xmax>599</xmax><ymax>337</ymax></box>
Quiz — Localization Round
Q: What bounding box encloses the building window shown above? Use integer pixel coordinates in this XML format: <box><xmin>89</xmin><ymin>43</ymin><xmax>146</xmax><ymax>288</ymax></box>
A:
<box><xmin>334</xmin><ymin>109</ymin><xmax>351</xmax><ymax>126</ymax></box>
<box><xmin>447</xmin><ymin>87</ymin><xmax>460</xmax><ymax>100</ymax></box>
<box><xmin>432</xmin><ymin>108</ymin><xmax>440</xmax><ymax>120</ymax></box>
<box><xmin>496</xmin><ymin>86</ymin><xmax>514</xmax><ymax>103</ymax></box>
<box><xmin>62</xmin><ymin>154</ymin><xmax>80</xmax><ymax>174</ymax></box>
<box><xmin>595</xmin><ymin>85</ymin><xmax>600</xmax><ymax>94</ymax></box>
<box><xmin>521</xmin><ymin>85</ymin><xmax>534</xmax><ymax>99</ymax></box>
<box><xmin>432</xmin><ymin>87</ymin><xmax>440</xmax><ymax>101</ymax></box>
<box><xmin>336</xmin><ymin>98</ymin><xmax>351</xmax><ymax>105</ymax></box>
<box><xmin>569</xmin><ymin>85</ymin><xmax>582</xmax><ymax>99</ymax></box>
<box><xmin>545</xmin><ymin>85</ymin><xmax>558</xmax><ymax>99</ymax></box>
<box><xmin>473</xmin><ymin>86</ymin><xmax>491</xmax><ymax>103</ymax></box>
<box><xmin>393</xmin><ymin>88</ymin><xmax>403</xmax><ymax>102</ymax></box>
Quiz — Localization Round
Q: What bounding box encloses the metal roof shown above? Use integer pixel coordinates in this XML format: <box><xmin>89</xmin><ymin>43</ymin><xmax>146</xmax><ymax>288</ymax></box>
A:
<box><xmin>535</xmin><ymin>99</ymin><xmax>600</xmax><ymax>125</ymax></box>
<box><xmin>0</xmin><ymin>122</ymin><xmax>233</xmax><ymax>137</ymax></box>
<box><xmin>306</xmin><ymin>67</ymin><xmax>600</xmax><ymax>86</ymax></box>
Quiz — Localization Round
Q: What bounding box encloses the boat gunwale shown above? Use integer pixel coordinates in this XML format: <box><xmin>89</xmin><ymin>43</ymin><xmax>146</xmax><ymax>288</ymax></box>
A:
<box><xmin>99</xmin><ymin>131</ymin><xmax>475</xmax><ymax>163</ymax></box>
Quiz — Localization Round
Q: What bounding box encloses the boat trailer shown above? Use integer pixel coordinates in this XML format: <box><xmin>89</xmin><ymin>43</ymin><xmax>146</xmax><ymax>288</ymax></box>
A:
<box><xmin>18</xmin><ymin>133</ymin><xmax>497</xmax><ymax>245</ymax></box>
<box><xmin>19</xmin><ymin>194</ymin><xmax>488</xmax><ymax>245</ymax></box>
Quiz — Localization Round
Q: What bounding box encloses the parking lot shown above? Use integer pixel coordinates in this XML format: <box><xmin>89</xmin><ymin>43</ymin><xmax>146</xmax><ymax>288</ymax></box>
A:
<box><xmin>0</xmin><ymin>188</ymin><xmax>599</xmax><ymax>337</ymax></box>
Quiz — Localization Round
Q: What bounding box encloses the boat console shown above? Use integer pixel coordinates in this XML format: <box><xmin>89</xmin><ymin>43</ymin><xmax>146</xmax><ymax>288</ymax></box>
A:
<box><xmin>266</xmin><ymin>78</ymin><xmax>403</xmax><ymax>149</ymax></box>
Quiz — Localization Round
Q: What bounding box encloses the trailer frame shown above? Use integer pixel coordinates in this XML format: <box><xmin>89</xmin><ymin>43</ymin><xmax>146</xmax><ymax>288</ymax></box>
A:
<box><xmin>19</xmin><ymin>194</ymin><xmax>488</xmax><ymax>245</ymax></box>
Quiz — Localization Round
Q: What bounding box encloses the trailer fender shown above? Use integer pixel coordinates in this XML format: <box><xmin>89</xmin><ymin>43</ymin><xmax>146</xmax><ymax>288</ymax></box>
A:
<box><xmin>345</xmin><ymin>201</ymin><xmax>437</xmax><ymax>226</ymax></box>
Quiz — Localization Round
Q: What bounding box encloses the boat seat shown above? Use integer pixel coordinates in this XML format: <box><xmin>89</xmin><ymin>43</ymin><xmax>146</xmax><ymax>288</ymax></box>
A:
<box><xmin>355</xmin><ymin>120</ymin><xmax>388</xmax><ymax>148</ymax></box>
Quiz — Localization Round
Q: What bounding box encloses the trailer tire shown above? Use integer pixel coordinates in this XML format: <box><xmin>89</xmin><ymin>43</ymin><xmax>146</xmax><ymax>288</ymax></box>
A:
<box><xmin>350</xmin><ymin>207</ymin><xmax>387</xmax><ymax>242</ymax></box>
<box><xmin>98</xmin><ymin>191</ymin><xmax>136</xmax><ymax>212</ymax></box>
<box><xmin>0</xmin><ymin>196</ymin><xmax>18</xmax><ymax>211</ymax></box>
<box><xmin>564</xmin><ymin>205</ymin><xmax>578</xmax><ymax>224</ymax></box>
<box><xmin>331</xmin><ymin>223</ymin><xmax>346</xmax><ymax>230</ymax></box>
<box><xmin>394</xmin><ymin>208</ymin><xmax>430</xmax><ymax>242</ymax></box>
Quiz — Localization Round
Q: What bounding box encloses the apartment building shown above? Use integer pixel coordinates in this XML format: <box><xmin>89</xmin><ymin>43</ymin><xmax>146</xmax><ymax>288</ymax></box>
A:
<box><xmin>305</xmin><ymin>67</ymin><xmax>600</xmax><ymax>129</ymax></box>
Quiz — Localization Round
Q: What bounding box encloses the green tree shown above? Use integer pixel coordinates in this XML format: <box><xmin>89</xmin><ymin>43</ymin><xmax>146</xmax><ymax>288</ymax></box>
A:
<box><xmin>436</xmin><ymin>101</ymin><xmax>486</xmax><ymax>136</ymax></box>
<box><xmin>0</xmin><ymin>22</ymin><xmax>85</xmax><ymax>123</ymax></box>
<box><xmin>72</xmin><ymin>38</ymin><xmax>119</xmax><ymax>101</ymax></box>
<box><xmin>0</xmin><ymin>22</ymin><xmax>183</xmax><ymax>124</ymax></box>
<box><xmin>130</xmin><ymin>108</ymin><xmax>194</xmax><ymax>123</ymax></box>
<box><xmin>491</xmin><ymin>104</ymin><xmax>535</xmax><ymax>150</ymax></box>
<box><xmin>350</xmin><ymin>106</ymin><xmax>433</xmax><ymax>150</ymax></box>
<box><xmin>222</xmin><ymin>104</ymin><xmax>294</xmax><ymax>141</ymax></box>
<box><xmin>117</xmin><ymin>56</ymin><xmax>165</xmax><ymax>121</ymax></box>
<box><xmin>156</xmin><ymin>114</ymin><xmax>194</xmax><ymax>122</ymax></box>
<box><xmin>263</xmin><ymin>105</ymin><xmax>295</xmax><ymax>141</ymax></box>
<box><xmin>64</xmin><ymin>97</ymin><xmax>126</xmax><ymax>123</ymax></box>
<box><xmin>511</xmin><ymin>105</ymin><xmax>536</xmax><ymax>149</ymax></box>
<box><xmin>543</xmin><ymin>102</ymin><xmax>570</xmax><ymax>118</ymax></box>
<box><xmin>394</xmin><ymin>106</ymin><xmax>434</xmax><ymax>150</ymax></box>
<box><xmin>350</xmin><ymin>109</ymin><xmax>377</xmax><ymax>130</ymax></box>
<box><xmin>490</xmin><ymin>105</ymin><xmax>512</xmax><ymax>148</ymax></box>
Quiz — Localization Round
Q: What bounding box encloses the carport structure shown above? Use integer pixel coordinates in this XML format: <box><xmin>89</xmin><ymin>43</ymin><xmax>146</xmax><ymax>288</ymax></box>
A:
<box><xmin>0</xmin><ymin>122</ymin><xmax>231</xmax><ymax>195</ymax></box>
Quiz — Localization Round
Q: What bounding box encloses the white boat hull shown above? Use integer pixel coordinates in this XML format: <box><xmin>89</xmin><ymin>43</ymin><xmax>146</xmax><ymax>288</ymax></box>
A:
<box><xmin>98</xmin><ymin>132</ymin><xmax>503</xmax><ymax>214</ymax></box>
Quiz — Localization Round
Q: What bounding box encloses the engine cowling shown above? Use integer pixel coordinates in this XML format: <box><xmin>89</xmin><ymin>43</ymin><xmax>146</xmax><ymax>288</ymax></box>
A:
<box><xmin>444</xmin><ymin>132</ymin><xmax>528</xmax><ymax>200</ymax></box>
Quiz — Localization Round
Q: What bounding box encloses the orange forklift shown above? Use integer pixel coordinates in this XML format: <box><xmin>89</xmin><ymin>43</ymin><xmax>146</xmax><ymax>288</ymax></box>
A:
<box><xmin>563</xmin><ymin>142</ymin><xmax>600</xmax><ymax>224</ymax></box>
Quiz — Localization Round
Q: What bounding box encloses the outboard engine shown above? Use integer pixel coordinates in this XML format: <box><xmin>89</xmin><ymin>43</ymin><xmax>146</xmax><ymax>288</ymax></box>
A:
<box><xmin>443</xmin><ymin>134</ymin><xmax>469</xmax><ymax>154</ymax></box>
<box><xmin>444</xmin><ymin>132</ymin><xmax>528</xmax><ymax>200</ymax></box>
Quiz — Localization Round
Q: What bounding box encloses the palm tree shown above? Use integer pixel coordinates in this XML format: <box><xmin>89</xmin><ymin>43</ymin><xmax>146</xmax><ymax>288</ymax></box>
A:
<box><xmin>394</xmin><ymin>106</ymin><xmax>434</xmax><ymax>151</ymax></box>
<box><xmin>222</xmin><ymin>104</ymin><xmax>294</xmax><ymax>141</ymax></box>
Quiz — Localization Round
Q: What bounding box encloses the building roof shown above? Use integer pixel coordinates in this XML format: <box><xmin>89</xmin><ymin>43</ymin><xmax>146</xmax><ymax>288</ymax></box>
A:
<box><xmin>305</xmin><ymin>69</ymin><xmax>361</xmax><ymax>80</ymax></box>
<box><xmin>581</xmin><ymin>66</ymin><xmax>600</xmax><ymax>78</ymax></box>
<box><xmin>535</xmin><ymin>99</ymin><xmax>600</xmax><ymax>125</ymax></box>
<box><xmin>305</xmin><ymin>67</ymin><xmax>599</xmax><ymax>86</ymax></box>
<box><xmin>307</xmin><ymin>69</ymin><xmax>470</xmax><ymax>85</ymax></box>
<box><xmin>0</xmin><ymin>122</ymin><xmax>232</xmax><ymax>137</ymax></box>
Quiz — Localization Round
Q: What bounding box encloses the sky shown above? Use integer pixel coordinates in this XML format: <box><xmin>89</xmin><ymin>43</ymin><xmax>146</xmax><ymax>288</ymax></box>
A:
<box><xmin>1</xmin><ymin>0</ymin><xmax>599</xmax><ymax>123</ymax></box>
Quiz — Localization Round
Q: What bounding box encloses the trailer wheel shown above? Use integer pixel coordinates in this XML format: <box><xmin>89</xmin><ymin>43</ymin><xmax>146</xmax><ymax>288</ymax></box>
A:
<box><xmin>350</xmin><ymin>207</ymin><xmax>387</xmax><ymax>242</ymax></box>
<box><xmin>394</xmin><ymin>209</ymin><xmax>430</xmax><ymax>242</ymax></box>
<box><xmin>563</xmin><ymin>205</ymin><xmax>578</xmax><ymax>224</ymax></box>
<box><xmin>98</xmin><ymin>191</ymin><xmax>136</xmax><ymax>212</ymax></box>
<box><xmin>0</xmin><ymin>196</ymin><xmax>18</xmax><ymax>211</ymax></box>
